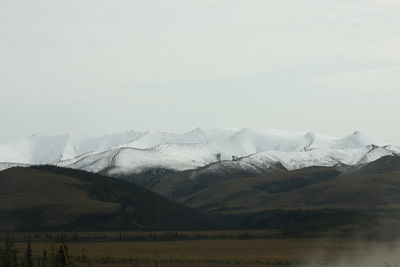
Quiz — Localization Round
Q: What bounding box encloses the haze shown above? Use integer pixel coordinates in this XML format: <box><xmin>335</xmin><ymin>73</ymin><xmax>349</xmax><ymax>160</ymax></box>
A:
<box><xmin>1</xmin><ymin>0</ymin><xmax>399</xmax><ymax>142</ymax></box>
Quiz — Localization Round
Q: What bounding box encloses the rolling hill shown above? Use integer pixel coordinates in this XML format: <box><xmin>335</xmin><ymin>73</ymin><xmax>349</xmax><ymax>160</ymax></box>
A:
<box><xmin>144</xmin><ymin>155</ymin><xmax>400</xmax><ymax>213</ymax></box>
<box><xmin>0</xmin><ymin>166</ymin><xmax>227</xmax><ymax>231</ymax></box>
<box><xmin>1</xmin><ymin>159</ymin><xmax>400</xmax><ymax>236</ymax></box>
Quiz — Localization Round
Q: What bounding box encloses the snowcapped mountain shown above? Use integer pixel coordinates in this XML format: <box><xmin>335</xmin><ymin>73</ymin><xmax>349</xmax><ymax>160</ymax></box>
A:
<box><xmin>0</xmin><ymin>131</ymin><xmax>143</xmax><ymax>164</ymax></box>
<box><xmin>124</xmin><ymin>127</ymin><xmax>237</xmax><ymax>149</ymax></box>
<box><xmin>1</xmin><ymin>127</ymin><xmax>399</xmax><ymax>176</ymax></box>
<box><xmin>208</xmin><ymin>144</ymin><xmax>397</xmax><ymax>174</ymax></box>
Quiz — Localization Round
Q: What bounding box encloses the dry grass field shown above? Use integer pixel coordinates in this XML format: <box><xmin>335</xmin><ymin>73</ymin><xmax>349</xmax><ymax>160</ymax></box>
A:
<box><xmin>12</xmin><ymin>237</ymin><xmax>400</xmax><ymax>267</ymax></box>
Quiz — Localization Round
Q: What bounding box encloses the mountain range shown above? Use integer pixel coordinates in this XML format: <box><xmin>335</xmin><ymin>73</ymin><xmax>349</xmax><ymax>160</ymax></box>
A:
<box><xmin>1</xmin><ymin>128</ymin><xmax>399</xmax><ymax>177</ymax></box>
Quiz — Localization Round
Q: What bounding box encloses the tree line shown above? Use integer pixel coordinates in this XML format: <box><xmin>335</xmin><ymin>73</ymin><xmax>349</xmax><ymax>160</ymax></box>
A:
<box><xmin>0</xmin><ymin>235</ymin><xmax>70</xmax><ymax>267</ymax></box>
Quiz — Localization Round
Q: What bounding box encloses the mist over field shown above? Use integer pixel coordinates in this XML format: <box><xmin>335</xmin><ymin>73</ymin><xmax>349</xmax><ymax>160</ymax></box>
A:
<box><xmin>308</xmin><ymin>243</ymin><xmax>400</xmax><ymax>267</ymax></box>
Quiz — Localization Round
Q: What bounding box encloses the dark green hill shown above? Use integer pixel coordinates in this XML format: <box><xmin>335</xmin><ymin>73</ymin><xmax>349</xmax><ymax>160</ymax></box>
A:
<box><xmin>0</xmin><ymin>166</ymin><xmax>227</xmax><ymax>231</ymax></box>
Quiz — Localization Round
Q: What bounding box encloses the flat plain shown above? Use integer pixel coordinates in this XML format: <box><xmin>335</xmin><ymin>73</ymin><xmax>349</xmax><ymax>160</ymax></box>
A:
<box><xmin>11</xmin><ymin>236</ymin><xmax>400</xmax><ymax>267</ymax></box>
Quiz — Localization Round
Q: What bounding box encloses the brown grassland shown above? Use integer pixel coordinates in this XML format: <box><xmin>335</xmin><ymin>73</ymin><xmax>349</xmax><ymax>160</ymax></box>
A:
<box><xmin>8</xmin><ymin>233</ymin><xmax>400</xmax><ymax>267</ymax></box>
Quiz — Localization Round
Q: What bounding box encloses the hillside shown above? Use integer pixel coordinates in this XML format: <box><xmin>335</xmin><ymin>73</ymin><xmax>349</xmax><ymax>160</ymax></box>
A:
<box><xmin>146</xmin><ymin>155</ymin><xmax>400</xmax><ymax>213</ymax></box>
<box><xmin>1</xmin><ymin>160</ymin><xmax>400</xmax><ymax>236</ymax></box>
<box><xmin>0</xmin><ymin>166</ymin><xmax>226</xmax><ymax>231</ymax></box>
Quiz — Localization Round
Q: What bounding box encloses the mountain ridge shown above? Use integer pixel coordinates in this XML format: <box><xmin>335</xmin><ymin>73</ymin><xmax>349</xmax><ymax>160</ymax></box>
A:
<box><xmin>1</xmin><ymin>128</ymin><xmax>399</xmax><ymax>176</ymax></box>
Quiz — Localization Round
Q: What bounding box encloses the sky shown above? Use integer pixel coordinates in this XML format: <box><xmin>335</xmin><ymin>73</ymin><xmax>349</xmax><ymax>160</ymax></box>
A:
<box><xmin>1</xmin><ymin>0</ymin><xmax>399</xmax><ymax>142</ymax></box>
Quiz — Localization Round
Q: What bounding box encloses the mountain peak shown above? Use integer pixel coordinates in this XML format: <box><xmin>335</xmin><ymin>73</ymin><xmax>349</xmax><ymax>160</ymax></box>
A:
<box><xmin>336</xmin><ymin>131</ymin><xmax>373</xmax><ymax>149</ymax></box>
<box><xmin>185</xmin><ymin>127</ymin><xmax>205</xmax><ymax>134</ymax></box>
<box><xmin>234</xmin><ymin>127</ymin><xmax>264</xmax><ymax>136</ymax></box>
<box><xmin>305</xmin><ymin>132</ymin><xmax>317</xmax><ymax>140</ymax></box>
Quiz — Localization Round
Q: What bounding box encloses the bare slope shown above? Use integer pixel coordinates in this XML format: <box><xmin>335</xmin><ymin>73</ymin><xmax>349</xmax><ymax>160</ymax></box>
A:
<box><xmin>0</xmin><ymin>166</ymin><xmax>225</xmax><ymax>231</ymax></box>
<box><xmin>148</xmin><ymin>156</ymin><xmax>400</xmax><ymax>213</ymax></box>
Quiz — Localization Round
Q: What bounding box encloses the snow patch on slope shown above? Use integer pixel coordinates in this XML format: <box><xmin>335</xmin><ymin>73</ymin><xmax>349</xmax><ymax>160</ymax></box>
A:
<box><xmin>185</xmin><ymin>145</ymin><xmax>399</xmax><ymax>179</ymax></box>
<box><xmin>59</xmin><ymin>146</ymin><xmax>207</xmax><ymax>175</ymax></box>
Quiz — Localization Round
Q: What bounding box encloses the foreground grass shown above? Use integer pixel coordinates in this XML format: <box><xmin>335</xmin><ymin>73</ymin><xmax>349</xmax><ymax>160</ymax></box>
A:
<box><xmin>12</xmin><ymin>238</ymin><xmax>400</xmax><ymax>267</ymax></box>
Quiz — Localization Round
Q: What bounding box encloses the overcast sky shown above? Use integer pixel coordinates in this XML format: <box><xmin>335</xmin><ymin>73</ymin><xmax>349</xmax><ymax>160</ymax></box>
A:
<box><xmin>1</xmin><ymin>0</ymin><xmax>399</xmax><ymax>142</ymax></box>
